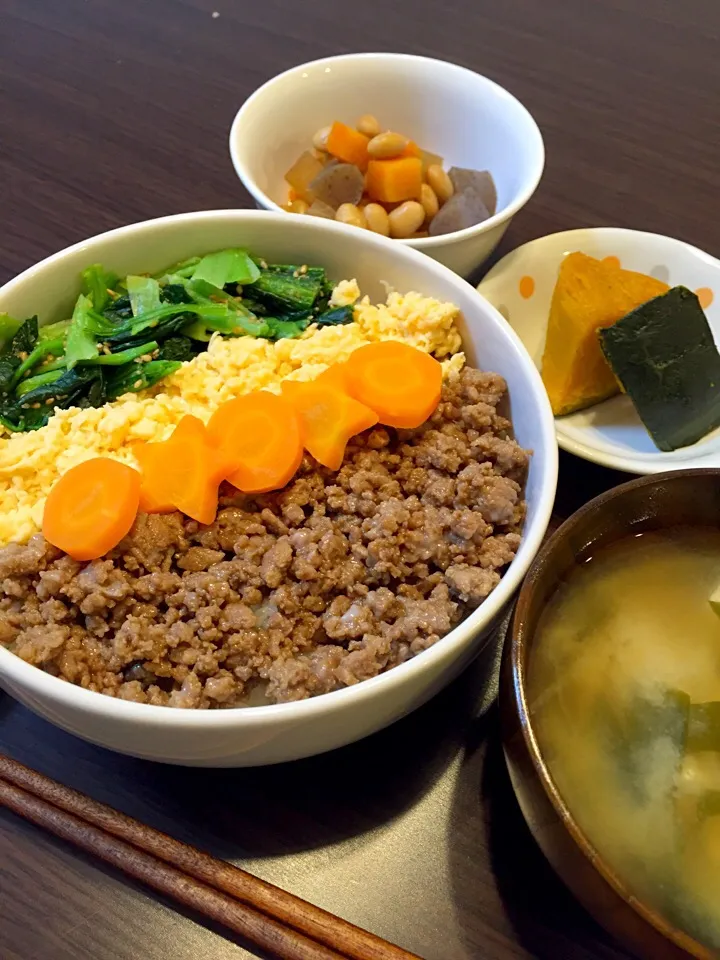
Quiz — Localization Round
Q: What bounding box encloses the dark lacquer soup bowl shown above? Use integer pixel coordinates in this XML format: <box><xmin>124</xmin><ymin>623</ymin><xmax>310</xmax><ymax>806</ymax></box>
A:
<box><xmin>501</xmin><ymin>468</ymin><xmax>720</xmax><ymax>960</ymax></box>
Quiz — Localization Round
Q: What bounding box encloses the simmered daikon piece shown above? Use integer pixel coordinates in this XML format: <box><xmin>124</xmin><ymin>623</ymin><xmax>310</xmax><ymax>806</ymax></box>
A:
<box><xmin>306</xmin><ymin>199</ymin><xmax>336</xmax><ymax>219</ymax></box>
<box><xmin>419</xmin><ymin>147</ymin><xmax>443</xmax><ymax>172</ymax></box>
<box><xmin>284</xmin><ymin>150</ymin><xmax>325</xmax><ymax>202</ymax></box>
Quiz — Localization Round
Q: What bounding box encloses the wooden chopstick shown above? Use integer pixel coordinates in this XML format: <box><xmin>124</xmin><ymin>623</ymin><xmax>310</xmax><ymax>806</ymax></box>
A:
<box><xmin>0</xmin><ymin>775</ymin><xmax>343</xmax><ymax>960</ymax></box>
<box><xmin>0</xmin><ymin>756</ymin><xmax>421</xmax><ymax>960</ymax></box>
<box><xmin>0</xmin><ymin>779</ymin><xmax>346</xmax><ymax>960</ymax></box>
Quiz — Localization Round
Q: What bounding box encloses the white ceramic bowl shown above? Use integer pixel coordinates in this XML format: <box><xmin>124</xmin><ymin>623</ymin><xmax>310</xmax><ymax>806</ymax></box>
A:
<box><xmin>478</xmin><ymin>227</ymin><xmax>720</xmax><ymax>474</ymax></box>
<box><xmin>229</xmin><ymin>53</ymin><xmax>545</xmax><ymax>278</ymax></box>
<box><xmin>0</xmin><ymin>210</ymin><xmax>557</xmax><ymax>766</ymax></box>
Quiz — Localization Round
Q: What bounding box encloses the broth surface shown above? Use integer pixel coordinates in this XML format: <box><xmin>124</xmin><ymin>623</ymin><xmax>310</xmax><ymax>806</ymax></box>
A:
<box><xmin>529</xmin><ymin>527</ymin><xmax>720</xmax><ymax>950</ymax></box>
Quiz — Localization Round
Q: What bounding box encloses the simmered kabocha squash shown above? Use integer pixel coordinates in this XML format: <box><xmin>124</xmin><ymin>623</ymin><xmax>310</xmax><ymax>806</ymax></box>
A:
<box><xmin>540</xmin><ymin>252</ymin><xmax>668</xmax><ymax>416</ymax></box>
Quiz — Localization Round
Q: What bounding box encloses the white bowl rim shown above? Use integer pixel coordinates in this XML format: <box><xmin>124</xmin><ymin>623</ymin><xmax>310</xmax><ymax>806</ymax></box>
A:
<box><xmin>479</xmin><ymin>225</ymin><xmax>720</xmax><ymax>474</ymax></box>
<box><xmin>229</xmin><ymin>52</ymin><xmax>546</xmax><ymax>251</ymax></box>
<box><xmin>0</xmin><ymin>208</ymin><xmax>558</xmax><ymax>729</ymax></box>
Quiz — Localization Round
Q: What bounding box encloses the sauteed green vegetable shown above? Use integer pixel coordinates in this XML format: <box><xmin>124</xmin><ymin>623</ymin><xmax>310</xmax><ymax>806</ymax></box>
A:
<box><xmin>0</xmin><ymin>248</ymin><xmax>353</xmax><ymax>433</ymax></box>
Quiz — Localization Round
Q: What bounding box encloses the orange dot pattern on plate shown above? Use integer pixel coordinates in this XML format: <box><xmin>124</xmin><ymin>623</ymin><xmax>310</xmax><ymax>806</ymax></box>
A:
<box><xmin>518</xmin><ymin>276</ymin><xmax>535</xmax><ymax>299</ymax></box>
<box><xmin>697</xmin><ymin>287</ymin><xmax>714</xmax><ymax>309</ymax></box>
<box><xmin>602</xmin><ymin>255</ymin><xmax>621</xmax><ymax>269</ymax></box>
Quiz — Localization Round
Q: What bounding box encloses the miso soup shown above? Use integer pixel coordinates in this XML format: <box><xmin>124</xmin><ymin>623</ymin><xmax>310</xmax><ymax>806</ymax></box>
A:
<box><xmin>529</xmin><ymin>527</ymin><xmax>720</xmax><ymax>951</ymax></box>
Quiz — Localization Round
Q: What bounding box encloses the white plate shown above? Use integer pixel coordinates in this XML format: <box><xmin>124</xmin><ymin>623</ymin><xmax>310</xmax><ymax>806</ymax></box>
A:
<box><xmin>478</xmin><ymin>227</ymin><xmax>720</xmax><ymax>474</ymax></box>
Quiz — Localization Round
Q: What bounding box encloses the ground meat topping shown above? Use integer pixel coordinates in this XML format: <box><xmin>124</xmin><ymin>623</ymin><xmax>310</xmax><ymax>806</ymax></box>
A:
<box><xmin>0</xmin><ymin>368</ymin><xmax>528</xmax><ymax>707</ymax></box>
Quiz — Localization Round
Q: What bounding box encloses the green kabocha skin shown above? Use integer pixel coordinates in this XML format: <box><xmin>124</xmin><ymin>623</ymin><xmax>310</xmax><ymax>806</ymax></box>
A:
<box><xmin>599</xmin><ymin>285</ymin><xmax>720</xmax><ymax>452</ymax></box>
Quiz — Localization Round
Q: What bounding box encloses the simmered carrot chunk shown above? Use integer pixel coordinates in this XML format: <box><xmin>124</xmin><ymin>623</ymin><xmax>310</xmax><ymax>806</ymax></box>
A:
<box><xmin>398</xmin><ymin>140</ymin><xmax>422</xmax><ymax>159</ymax></box>
<box><xmin>326</xmin><ymin>122</ymin><xmax>370</xmax><ymax>170</ymax></box>
<box><xmin>365</xmin><ymin>157</ymin><xmax>422</xmax><ymax>203</ymax></box>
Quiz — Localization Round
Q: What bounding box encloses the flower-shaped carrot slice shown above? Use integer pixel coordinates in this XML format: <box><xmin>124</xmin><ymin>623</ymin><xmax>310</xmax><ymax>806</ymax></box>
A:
<box><xmin>345</xmin><ymin>341</ymin><xmax>442</xmax><ymax>429</ymax></box>
<box><xmin>207</xmin><ymin>391</ymin><xmax>303</xmax><ymax>494</ymax></box>
<box><xmin>281</xmin><ymin>380</ymin><xmax>378</xmax><ymax>470</ymax></box>
<box><xmin>135</xmin><ymin>415</ymin><xmax>221</xmax><ymax>525</ymax></box>
<box><xmin>42</xmin><ymin>458</ymin><xmax>140</xmax><ymax>561</ymax></box>
<box><xmin>315</xmin><ymin>362</ymin><xmax>350</xmax><ymax>392</ymax></box>
<box><xmin>135</xmin><ymin>441</ymin><xmax>175</xmax><ymax>514</ymax></box>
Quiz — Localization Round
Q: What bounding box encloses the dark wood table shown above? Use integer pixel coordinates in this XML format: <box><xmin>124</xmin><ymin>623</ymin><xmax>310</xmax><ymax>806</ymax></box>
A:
<box><xmin>1</xmin><ymin>1</ymin><xmax>718</xmax><ymax>957</ymax></box>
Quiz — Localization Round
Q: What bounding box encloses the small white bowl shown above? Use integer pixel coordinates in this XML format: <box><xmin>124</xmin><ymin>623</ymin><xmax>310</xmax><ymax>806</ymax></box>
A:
<box><xmin>0</xmin><ymin>210</ymin><xmax>557</xmax><ymax>767</ymax></box>
<box><xmin>478</xmin><ymin>227</ymin><xmax>720</xmax><ymax>474</ymax></box>
<box><xmin>229</xmin><ymin>53</ymin><xmax>545</xmax><ymax>278</ymax></box>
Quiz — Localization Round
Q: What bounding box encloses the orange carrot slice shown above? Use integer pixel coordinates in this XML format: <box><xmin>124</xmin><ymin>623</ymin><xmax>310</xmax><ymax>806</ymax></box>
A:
<box><xmin>172</xmin><ymin>415</ymin><xmax>238</xmax><ymax>484</ymax></box>
<box><xmin>345</xmin><ymin>341</ymin><xmax>442</xmax><ymax>428</ymax></box>
<box><xmin>135</xmin><ymin>415</ymin><xmax>220</xmax><ymax>525</ymax></box>
<box><xmin>207</xmin><ymin>391</ymin><xmax>303</xmax><ymax>494</ymax></box>
<box><xmin>315</xmin><ymin>363</ymin><xmax>349</xmax><ymax>392</ymax></box>
<box><xmin>133</xmin><ymin>428</ymin><xmax>197</xmax><ymax>515</ymax></box>
<box><xmin>281</xmin><ymin>380</ymin><xmax>378</xmax><ymax>470</ymax></box>
<box><xmin>42</xmin><ymin>458</ymin><xmax>141</xmax><ymax>561</ymax></box>
<box><xmin>135</xmin><ymin>442</ymin><xmax>175</xmax><ymax>513</ymax></box>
